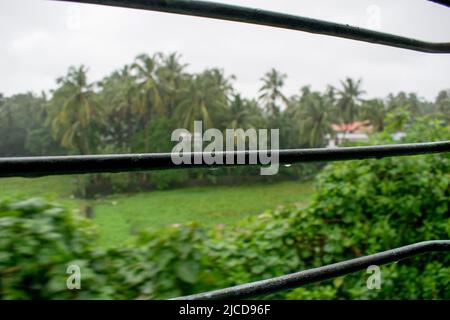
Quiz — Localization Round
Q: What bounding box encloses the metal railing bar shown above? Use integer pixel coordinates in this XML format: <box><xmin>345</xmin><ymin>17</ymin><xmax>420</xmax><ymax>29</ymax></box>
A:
<box><xmin>0</xmin><ymin>141</ymin><xmax>449</xmax><ymax>178</ymax></box>
<box><xmin>429</xmin><ymin>0</ymin><xmax>450</xmax><ymax>8</ymax></box>
<box><xmin>53</xmin><ymin>0</ymin><xmax>450</xmax><ymax>54</ymax></box>
<box><xmin>172</xmin><ymin>240</ymin><xmax>450</xmax><ymax>300</ymax></box>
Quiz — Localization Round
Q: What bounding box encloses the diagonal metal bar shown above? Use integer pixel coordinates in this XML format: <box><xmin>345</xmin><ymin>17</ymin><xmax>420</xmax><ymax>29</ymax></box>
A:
<box><xmin>0</xmin><ymin>141</ymin><xmax>449</xmax><ymax>178</ymax></box>
<box><xmin>172</xmin><ymin>240</ymin><xmax>450</xmax><ymax>300</ymax></box>
<box><xmin>53</xmin><ymin>0</ymin><xmax>450</xmax><ymax>53</ymax></box>
<box><xmin>429</xmin><ymin>0</ymin><xmax>450</xmax><ymax>8</ymax></box>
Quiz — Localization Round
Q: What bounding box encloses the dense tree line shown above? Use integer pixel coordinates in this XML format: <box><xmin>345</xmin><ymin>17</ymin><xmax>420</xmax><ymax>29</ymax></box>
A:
<box><xmin>1</xmin><ymin>52</ymin><xmax>449</xmax><ymax>195</ymax></box>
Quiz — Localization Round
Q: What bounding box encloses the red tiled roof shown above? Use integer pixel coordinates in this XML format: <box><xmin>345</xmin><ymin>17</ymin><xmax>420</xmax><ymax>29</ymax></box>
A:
<box><xmin>331</xmin><ymin>120</ymin><xmax>373</xmax><ymax>133</ymax></box>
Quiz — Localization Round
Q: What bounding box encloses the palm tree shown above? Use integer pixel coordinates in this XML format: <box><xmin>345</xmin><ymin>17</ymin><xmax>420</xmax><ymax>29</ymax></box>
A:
<box><xmin>337</xmin><ymin>78</ymin><xmax>365</xmax><ymax>124</ymax></box>
<box><xmin>324</xmin><ymin>85</ymin><xmax>337</xmax><ymax>103</ymax></box>
<box><xmin>295</xmin><ymin>90</ymin><xmax>332</xmax><ymax>147</ymax></box>
<box><xmin>99</xmin><ymin>65</ymin><xmax>138</xmax><ymax>151</ymax></box>
<box><xmin>156</xmin><ymin>52</ymin><xmax>188</xmax><ymax>118</ymax></box>
<box><xmin>132</xmin><ymin>53</ymin><xmax>163</xmax><ymax>150</ymax></box>
<box><xmin>435</xmin><ymin>89</ymin><xmax>450</xmax><ymax>122</ymax></box>
<box><xmin>176</xmin><ymin>70</ymin><xmax>229</xmax><ymax>131</ymax></box>
<box><xmin>50</xmin><ymin>65</ymin><xmax>101</xmax><ymax>155</ymax></box>
<box><xmin>227</xmin><ymin>94</ymin><xmax>258</xmax><ymax>130</ymax></box>
<box><xmin>385</xmin><ymin>92</ymin><xmax>427</xmax><ymax>125</ymax></box>
<box><xmin>49</xmin><ymin>66</ymin><xmax>102</xmax><ymax>197</ymax></box>
<box><xmin>360</xmin><ymin>99</ymin><xmax>386</xmax><ymax>132</ymax></box>
<box><xmin>258</xmin><ymin>69</ymin><xmax>288</xmax><ymax>119</ymax></box>
<box><xmin>406</xmin><ymin>93</ymin><xmax>421</xmax><ymax>119</ymax></box>
<box><xmin>209</xmin><ymin>68</ymin><xmax>235</xmax><ymax>97</ymax></box>
<box><xmin>0</xmin><ymin>93</ymin><xmax>12</xmax><ymax>128</ymax></box>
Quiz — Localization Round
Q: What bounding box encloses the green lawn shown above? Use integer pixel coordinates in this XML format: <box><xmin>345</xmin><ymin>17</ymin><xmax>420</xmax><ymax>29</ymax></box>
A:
<box><xmin>0</xmin><ymin>176</ymin><xmax>314</xmax><ymax>247</ymax></box>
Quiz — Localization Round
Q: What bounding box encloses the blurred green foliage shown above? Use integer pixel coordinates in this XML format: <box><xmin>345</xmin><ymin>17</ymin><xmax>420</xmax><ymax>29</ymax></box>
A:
<box><xmin>0</xmin><ymin>198</ymin><xmax>113</xmax><ymax>299</ymax></box>
<box><xmin>0</xmin><ymin>119</ymin><xmax>449</xmax><ymax>299</ymax></box>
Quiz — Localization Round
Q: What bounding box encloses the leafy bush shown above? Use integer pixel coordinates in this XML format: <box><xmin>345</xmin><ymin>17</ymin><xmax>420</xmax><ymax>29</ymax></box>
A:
<box><xmin>1</xmin><ymin>120</ymin><xmax>449</xmax><ymax>299</ymax></box>
<box><xmin>205</xmin><ymin>207</ymin><xmax>324</xmax><ymax>290</ymax></box>
<box><xmin>305</xmin><ymin>153</ymin><xmax>450</xmax><ymax>299</ymax></box>
<box><xmin>109</xmin><ymin>223</ymin><xmax>210</xmax><ymax>299</ymax></box>
<box><xmin>0</xmin><ymin>198</ymin><xmax>113</xmax><ymax>299</ymax></box>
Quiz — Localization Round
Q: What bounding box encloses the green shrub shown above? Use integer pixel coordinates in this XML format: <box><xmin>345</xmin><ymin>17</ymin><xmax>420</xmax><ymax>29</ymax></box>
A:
<box><xmin>1</xmin><ymin>119</ymin><xmax>449</xmax><ymax>299</ymax></box>
<box><xmin>205</xmin><ymin>207</ymin><xmax>324</xmax><ymax>290</ymax></box>
<box><xmin>110</xmin><ymin>223</ymin><xmax>210</xmax><ymax>299</ymax></box>
<box><xmin>0</xmin><ymin>198</ymin><xmax>113</xmax><ymax>299</ymax></box>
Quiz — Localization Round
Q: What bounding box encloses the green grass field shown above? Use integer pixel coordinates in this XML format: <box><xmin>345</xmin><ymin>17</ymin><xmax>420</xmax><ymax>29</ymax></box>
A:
<box><xmin>0</xmin><ymin>176</ymin><xmax>314</xmax><ymax>247</ymax></box>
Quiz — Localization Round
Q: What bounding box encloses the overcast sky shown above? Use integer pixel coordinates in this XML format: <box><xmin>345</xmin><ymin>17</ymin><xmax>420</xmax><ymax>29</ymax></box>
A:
<box><xmin>1</xmin><ymin>0</ymin><xmax>449</xmax><ymax>101</ymax></box>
